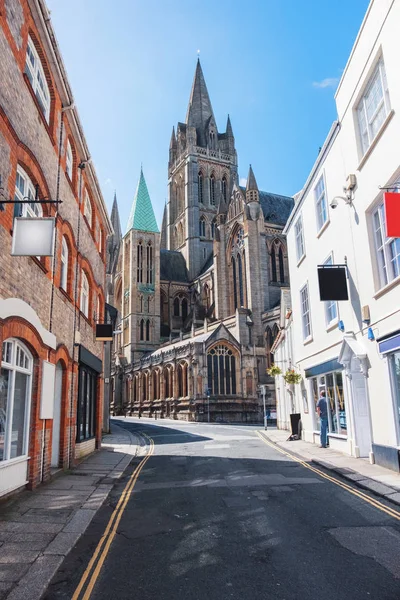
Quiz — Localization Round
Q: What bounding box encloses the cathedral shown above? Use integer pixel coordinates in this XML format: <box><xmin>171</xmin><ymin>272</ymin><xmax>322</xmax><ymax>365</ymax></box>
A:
<box><xmin>107</xmin><ymin>60</ymin><xmax>294</xmax><ymax>422</ymax></box>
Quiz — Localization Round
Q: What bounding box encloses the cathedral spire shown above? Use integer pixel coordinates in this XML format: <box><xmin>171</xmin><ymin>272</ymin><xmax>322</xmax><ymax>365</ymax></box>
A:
<box><xmin>160</xmin><ymin>202</ymin><xmax>167</xmax><ymax>249</ymax></box>
<box><xmin>169</xmin><ymin>126</ymin><xmax>177</xmax><ymax>149</ymax></box>
<box><xmin>110</xmin><ymin>191</ymin><xmax>122</xmax><ymax>244</ymax></box>
<box><xmin>245</xmin><ymin>165</ymin><xmax>259</xmax><ymax>204</ymax></box>
<box><xmin>126</xmin><ymin>168</ymin><xmax>159</xmax><ymax>234</ymax></box>
<box><xmin>226</xmin><ymin>114</ymin><xmax>234</xmax><ymax>138</ymax></box>
<box><xmin>185</xmin><ymin>59</ymin><xmax>215</xmax><ymax>142</ymax></box>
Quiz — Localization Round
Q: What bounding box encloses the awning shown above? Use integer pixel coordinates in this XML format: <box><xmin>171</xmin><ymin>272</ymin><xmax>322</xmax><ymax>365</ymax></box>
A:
<box><xmin>304</xmin><ymin>358</ymin><xmax>342</xmax><ymax>378</ymax></box>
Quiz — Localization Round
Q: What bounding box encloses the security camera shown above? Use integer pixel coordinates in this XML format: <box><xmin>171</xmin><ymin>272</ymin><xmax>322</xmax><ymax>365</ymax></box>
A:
<box><xmin>330</xmin><ymin>197</ymin><xmax>339</xmax><ymax>209</ymax></box>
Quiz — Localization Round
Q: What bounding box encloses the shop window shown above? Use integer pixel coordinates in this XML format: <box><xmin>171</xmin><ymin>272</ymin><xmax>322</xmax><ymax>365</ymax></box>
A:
<box><xmin>309</xmin><ymin>371</ymin><xmax>346</xmax><ymax>436</ymax></box>
<box><xmin>0</xmin><ymin>339</ymin><xmax>33</xmax><ymax>461</ymax></box>
<box><xmin>76</xmin><ymin>365</ymin><xmax>97</xmax><ymax>442</ymax></box>
<box><xmin>389</xmin><ymin>350</ymin><xmax>400</xmax><ymax>440</ymax></box>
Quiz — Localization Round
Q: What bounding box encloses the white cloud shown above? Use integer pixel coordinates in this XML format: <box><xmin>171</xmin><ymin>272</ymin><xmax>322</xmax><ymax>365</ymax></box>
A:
<box><xmin>239</xmin><ymin>177</ymin><xmax>247</xmax><ymax>187</ymax></box>
<box><xmin>312</xmin><ymin>77</ymin><xmax>339</xmax><ymax>89</ymax></box>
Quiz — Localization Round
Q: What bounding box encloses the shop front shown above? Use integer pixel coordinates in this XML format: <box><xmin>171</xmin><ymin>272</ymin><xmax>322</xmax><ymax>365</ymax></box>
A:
<box><xmin>75</xmin><ymin>345</ymin><xmax>102</xmax><ymax>459</ymax></box>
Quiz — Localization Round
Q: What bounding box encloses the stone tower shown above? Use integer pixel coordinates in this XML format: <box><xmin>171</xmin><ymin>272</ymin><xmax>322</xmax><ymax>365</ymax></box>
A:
<box><xmin>122</xmin><ymin>169</ymin><xmax>160</xmax><ymax>362</ymax></box>
<box><xmin>165</xmin><ymin>59</ymin><xmax>238</xmax><ymax>279</ymax></box>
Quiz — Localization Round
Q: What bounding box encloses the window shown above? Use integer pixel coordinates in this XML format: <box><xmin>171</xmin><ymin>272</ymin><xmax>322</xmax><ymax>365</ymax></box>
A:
<box><xmin>207</xmin><ymin>344</ymin><xmax>237</xmax><ymax>396</ymax></box>
<box><xmin>357</xmin><ymin>58</ymin><xmax>391</xmax><ymax>155</ymax></box>
<box><xmin>300</xmin><ymin>283</ymin><xmax>311</xmax><ymax>340</ymax></box>
<box><xmin>324</xmin><ymin>255</ymin><xmax>338</xmax><ymax>325</ymax></box>
<box><xmin>140</xmin><ymin>319</ymin><xmax>145</xmax><ymax>341</ymax></box>
<box><xmin>80</xmin><ymin>271</ymin><xmax>89</xmax><ymax>318</ymax></box>
<box><xmin>210</xmin><ymin>174</ymin><xmax>216</xmax><ymax>205</ymax></box>
<box><xmin>295</xmin><ymin>216</ymin><xmax>305</xmax><ymax>261</ymax></box>
<box><xmin>84</xmin><ymin>190</ymin><xmax>92</xmax><ymax>229</ymax></box>
<box><xmin>173</xmin><ymin>297</ymin><xmax>180</xmax><ymax>316</ymax></box>
<box><xmin>146</xmin><ymin>320</ymin><xmax>150</xmax><ymax>342</ymax></box>
<box><xmin>199</xmin><ymin>217</ymin><xmax>206</xmax><ymax>237</ymax></box>
<box><xmin>279</xmin><ymin>246</ymin><xmax>285</xmax><ymax>283</ymax></box>
<box><xmin>181</xmin><ymin>298</ymin><xmax>188</xmax><ymax>320</ymax></box>
<box><xmin>25</xmin><ymin>36</ymin><xmax>50</xmax><ymax>122</ymax></box>
<box><xmin>211</xmin><ymin>219</ymin><xmax>216</xmax><ymax>238</ymax></box>
<box><xmin>137</xmin><ymin>241</ymin><xmax>143</xmax><ymax>283</ymax></box>
<box><xmin>310</xmin><ymin>371</ymin><xmax>346</xmax><ymax>435</ymax></box>
<box><xmin>198</xmin><ymin>172</ymin><xmax>204</xmax><ymax>204</ymax></box>
<box><xmin>314</xmin><ymin>175</ymin><xmax>328</xmax><ymax>231</ymax></box>
<box><xmin>66</xmin><ymin>140</ymin><xmax>73</xmax><ymax>179</ymax></box>
<box><xmin>389</xmin><ymin>350</ymin><xmax>400</xmax><ymax>440</ymax></box>
<box><xmin>99</xmin><ymin>228</ymin><xmax>103</xmax><ymax>255</ymax></box>
<box><xmin>271</xmin><ymin>246</ymin><xmax>277</xmax><ymax>282</ymax></box>
<box><xmin>146</xmin><ymin>242</ymin><xmax>153</xmax><ymax>284</ymax></box>
<box><xmin>222</xmin><ymin>176</ymin><xmax>227</xmax><ymax>202</ymax></box>
<box><xmin>373</xmin><ymin>202</ymin><xmax>400</xmax><ymax>288</ymax></box>
<box><xmin>14</xmin><ymin>166</ymin><xmax>42</xmax><ymax>218</ymax></box>
<box><xmin>77</xmin><ymin>365</ymin><xmax>97</xmax><ymax>442</ymax></box>
<box><xmin>177</xmin><ymin>363</ymin><xmax>188</xmax><ymax>397</ymax></box>
<box><xmin>60</xmin><ymin>237</ymin><xmax>69</xmax><ymax>291</ymax></box>
<box><xmin>0</xmin><ymin>339</ymin><xmax>33</xmax><ymax>462</ymax></box>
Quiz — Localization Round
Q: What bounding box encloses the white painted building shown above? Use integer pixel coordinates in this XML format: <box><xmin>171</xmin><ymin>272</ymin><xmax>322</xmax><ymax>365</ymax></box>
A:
<box><xmin>278</xmin><ymin>0</ymin><xmax>400</xmax><ymax>471</ymax></box>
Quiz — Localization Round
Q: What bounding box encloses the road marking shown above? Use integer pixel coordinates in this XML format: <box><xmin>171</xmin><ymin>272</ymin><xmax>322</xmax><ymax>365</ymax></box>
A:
<box><xmin>256</xmin><ymin>431</ymin><xmax>400</xmax><ymax>522</ymax></box>
<box><xmin>72</xmin><ymin>432</ymin><xmax>154</xmax><ymax>600</ymax></box>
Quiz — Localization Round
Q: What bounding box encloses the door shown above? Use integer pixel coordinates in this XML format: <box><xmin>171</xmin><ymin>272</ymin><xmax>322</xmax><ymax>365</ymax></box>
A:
<box><xmin>51</xmin><ymin>362</ymin><xmax>63</xmax><ymax>467</ymax></box>
<box><xmin>350</xmin><ymin>358</ymin><xmax>372</xmax><ymax>457</ymax></box>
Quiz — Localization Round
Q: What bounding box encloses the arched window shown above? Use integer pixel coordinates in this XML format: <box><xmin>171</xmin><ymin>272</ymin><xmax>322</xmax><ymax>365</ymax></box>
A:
<box><xmin>146</xmin><ymin>241</ymin><xmax>153</xmax><ymax>284</ymax></box>
<box><xmin>178</xmin><ymin>222</ymin><xmax>183</xmax><ymax>246</ymax></box>
<box><xmin>209</xmin><ymin>174</ymin><xmax>216</xmax><ymax>205</ymax></box>
<box><xmin>137</xmin><ymin>241</ymin><xmax>143</xmax><ymax>283</ymax></box>
<box><xmin>140</xmin><ymin>319</ymin><xmax>145</xmax><ymax>341</ymax></box>
<box><xmin>0</xmin><ymin>339</ymin><xmax>33</xmax><ymax>461</ymax></box>
<box><xmin>25</xmin><ymin>36</ymin><xmax>50</xmax><ymax>122</ymax></box>
<box><xmin>232</xmin><ymin>258</ymin><xmax>237</xmax><ymax>310</ymax></box>
<box><xmin>66</xmin><ymin>140</ymin><xmax>73</xmax><ymax>179</ymax></box>
<box><xmin>173</xmin><ymin>297</ymin><xmax>180</xmax><ymax>317</ymax></box>
<box><xmin>177</xmin><ymin>363</ymin><xmax>188</xmax><ymax>397</ymax></box>
<box><xmin>271</xmin><ymin>246</ymin><xmax>277</xmax><ymax>282</ymax></box>
<box><xmin>146</xmin><ymin>319</ymin><xmax>150</xmax><ymax>341</ymax></box>
<box><xmin>139</xmin><ymin>295</ymin><xmax>143</xmax><ymax>313</ymax></box>
<box><xmin>237</xmin><ymin>254</ymin><xmax>244</xmax><ymax>307</ymax></box>
<box><xmin>181</xmin><ymin>298</ymin><xmax>188</xmax><ymax>320</ymax></box>
<box><xmin>14</xmin><ymin>165</ymin><xmax>42</xmax><ymax>218</ymax></box>
<box><xmin>199</xmin><ymin>217</ymin><xmax>206</xmax><ymax>237</ymax></box>
<box><xmin>160</xmin><ymin>292</ymin><xmax>168</xmax><ymax>325</ymax></box>
<box><xmin>164</xmin><ymin>367</ymin><xmax>170</xmax><ymax>398</ymax></box>
<box><xmin>198</xmin><ymin>172</ymin><xmax>204</xmax><ymax>204</ymax></box>
<box><xmin>60</xmin><ymin>237</ymin><xmax>69</xmax><ymax>291</ymax></box>
<box><xmin>211</xmin><ymin>219</ymin><xmax>216</xmax><ymax>239</ymax></box>
<box><xmin>279</xmin><ymin>246</ymin><xmax>285</xmax><ymax>283</ymax></box>
<box><xmin>222</xmin><ymin>176</ymin><xmax>227</xmax><ymax>202</ymax></box>
<box><xmin>265</xmin><ymin>327</ymin><xmax>274</xmax><ymax>368</ymax></box>
<box><xmin>207</xmin><ymin>344</ymin><xmax>237</xmax><ymax>396</ymax></box>
<box><xmin>203</xmin><ymin>284</ymin><xmax>210</xmax><ymax>309</ymax></box>
<box><xmin>84</xmin><ymin>190</ymin><xmax>92</xmax><ymax>229</ymax></box>
<box><xmin>146</xmin><ymin>297</ymin><xmax>151</xmax><ymax>313</ymax></box>
<box><xmin>80</xmin><ymin>271</ymin><xmax>89</xmax><ymax>318</ymax></box>
<box><xmin>153</xmin><ymin>371</ymin><xmax>159</xmax><ymax>400</ymax></box>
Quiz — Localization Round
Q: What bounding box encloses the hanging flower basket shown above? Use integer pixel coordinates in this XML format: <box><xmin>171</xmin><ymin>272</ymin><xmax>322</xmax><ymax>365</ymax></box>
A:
<box><xmin>266</xmin><ymin>364</ymin><xmax>282</xmax><ymax>377</ymax></box>
<box><xmin>283</xmin><ymin>369</ymin><xmax>302</xmax><ymax>385</ymax></box>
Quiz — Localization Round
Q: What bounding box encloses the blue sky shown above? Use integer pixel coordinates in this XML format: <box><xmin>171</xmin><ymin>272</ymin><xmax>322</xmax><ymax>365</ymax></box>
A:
<box><xmin>47</xmin><ymin>0</ymin><xmax>370</xmax><ymax>231</ymax></box>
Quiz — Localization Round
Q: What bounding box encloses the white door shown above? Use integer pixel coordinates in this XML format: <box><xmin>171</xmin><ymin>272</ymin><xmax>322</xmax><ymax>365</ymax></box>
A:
<box><xmin>351</xmin><ymin>359</ymin><xmax>372</xmax><ymax>457</ymax></box>
<box><xmin>51</xmin><ymin>362</ymin><xmax>63</xmax><ymax>467</ymax></box>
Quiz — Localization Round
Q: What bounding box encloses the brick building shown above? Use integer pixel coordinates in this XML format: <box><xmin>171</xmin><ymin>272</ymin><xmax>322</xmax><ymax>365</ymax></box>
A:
<box><xmin>0</xmin><ymin>0</ymin><xmax>112</xmax><ymax>497</ymax></box>
<box><xmin>108</xmin><ymin>61</ymin><xmax>294</xmax><ymax>422</ymax></box>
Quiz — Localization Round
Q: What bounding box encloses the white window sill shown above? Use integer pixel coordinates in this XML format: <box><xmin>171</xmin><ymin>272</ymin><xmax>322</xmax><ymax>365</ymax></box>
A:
<box><xmin>328</xmin><ymin>433</ymin><xmax>348</xmax><ymax>440</ymax></box>
<box><xmin>303</xmin><ymin>335</ymin><xmax>313</xmax><ymax>346</ymax></box>
<box><xmin>297</xmin><ymin>254</ymin><xmax>306</xmax><ymax>268</ymax></box>
<box><xmin>316</xmin><ymin>219</ymin><xmax>330</xmax><ymax>238</ymax></box>
<box><xmin>373</xmin><ymin>274</ymin><xmax>400</xmax><ymax>299</ymax></box>
<box><xmin>326</xmin><ymin>319</ymin><xmax>339</xmax><ymax>332</ymax></box>
<box><xmin>357</xmin><ymin>109</ymin><xmax>395</xmax><ymax>171</ymax></box>
<box><xmin>0</xmin><ymin>454</ymin><xmax>30</xmax><ymax>468</ymax></box>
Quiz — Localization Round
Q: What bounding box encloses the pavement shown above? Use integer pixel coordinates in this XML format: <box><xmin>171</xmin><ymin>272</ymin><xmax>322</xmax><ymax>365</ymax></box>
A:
<box><xmin>0</xmin><ymin>423</ymin><xmax>140</xmax><ymax>600</ymax></box>
<box><xmin>44</xmin><ymin>418</ymin><xmax>400</xmax><ymax>600</ymax></box>
<box><xmin>263</xmin><ymin>427</ymin><xmax>400</xmax><ymax>506</ymax></box>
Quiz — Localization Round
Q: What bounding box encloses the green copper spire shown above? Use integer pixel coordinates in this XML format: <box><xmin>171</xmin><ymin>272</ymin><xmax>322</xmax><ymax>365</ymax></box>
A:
<box><xmin>126</xmin><ymin>168</ymin><xmax>159</xmax><ymax>234</ymax></box>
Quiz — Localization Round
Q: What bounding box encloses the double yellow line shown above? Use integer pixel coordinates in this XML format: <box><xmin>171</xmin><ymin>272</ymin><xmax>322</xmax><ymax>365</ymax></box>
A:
<box><xmin>256</xmin><ymin>431</ymin><xmax>400</xmax><ymax>522</ymax></box>
<box><xmin>72</xmin><ymin>433</ymin><xmax>154</xmax><ymax>600</ymax></box>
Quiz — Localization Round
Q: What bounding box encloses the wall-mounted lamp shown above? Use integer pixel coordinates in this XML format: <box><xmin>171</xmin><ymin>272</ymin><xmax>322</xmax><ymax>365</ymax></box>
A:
<box><xmin>367</xmin><ymin>327</ymin><xmax>375</xmax><ymax>341</ymax></box>
<box><xmin>338</xmin><ymin>320</ymin><xmax>345</xmax><ymax>332</ymax></box>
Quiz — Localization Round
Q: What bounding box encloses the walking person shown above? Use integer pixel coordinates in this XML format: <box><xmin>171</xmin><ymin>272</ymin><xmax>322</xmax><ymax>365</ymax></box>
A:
<box><xmin>317</xmin><ymin>389</ymin><xmax>328</xmax><ymax>448</ymax></box>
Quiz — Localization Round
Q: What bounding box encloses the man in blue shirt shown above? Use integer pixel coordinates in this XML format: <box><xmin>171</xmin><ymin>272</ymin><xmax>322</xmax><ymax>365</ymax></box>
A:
<box><xmin>316</xmin><ymin>389</ymin><xmax>328</xmax><ymax>448</ymax></box>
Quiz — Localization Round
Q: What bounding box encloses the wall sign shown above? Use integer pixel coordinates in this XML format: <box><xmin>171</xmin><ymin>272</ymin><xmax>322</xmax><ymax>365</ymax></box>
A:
<box><xmin>317</xmin><ymin>265</ymin><xmax>348</xmax><ymax>301</ymax></box>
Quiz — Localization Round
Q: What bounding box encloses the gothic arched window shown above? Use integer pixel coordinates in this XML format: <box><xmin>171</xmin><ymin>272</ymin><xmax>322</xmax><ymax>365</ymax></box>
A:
<box><xmin>211</xmin><ymin>219</ymin><xmax>216</xmax><ymax>239</ymax></box>
<box><xmin>222</xmin><ymin>176</ymin><xmax>227</xmax><ymax>202</ymax></box>
<box><xmin>237</xmin><ymin>254</ymin><xmax>244</xmax><ymax>307</ymax></box>
<box><xmin>279</xmin><ymin>246</ymin><xmax>285</xmax><ymax>283</ymax></box>
<box><xmin>173</xmin><ymin>297</ymin><xmax>180</xmax><ymax>316</ymax></box>
<box><xmin>177</xmin><ymin>363</ymin><xmax>188</xmax><ymax>397</ymax></box>
<box><xmin>199</xmin><ymin>216</ymin><xmax>206</xmax><ymax>237</ymax></box>
<box><xmin>209</xmin><ymin>131</ymin><xmax>216</xmax><ymax>149</ymax></box>
<box><xmin>232</xmin><ymin>258</ymin><xmax>237</xmax><ymax>310</ymax></box>
<box><xmin>198</xmin><ymin>172</ymin><xmax>204</xmax><ymax>204</ymax></box>
<box><xmin>207</xmin><ymin>344</ymin><xmax>237</xmax><ymax>396</ymax></box>
<box><xmin>146</xmin><ymin>241</ymin><xmax>153</xmax><ymax>284</ymax></box>
<box><xmin>146</xmin><ymin>319</ymin><xmax>150</xmax><ymax>341</ymax></box>
<box><xmin>140</xmin><ymin>319</ymin><xmax>145</xmax><ymax>341</ymax></box>
<box><xmin>181</xmin><ymin>298</ymin><xmax>188</xmax><ymax>319</ymax></box>
<box><xmin>209</xmin><ymin>175</ymin><xmax>216</xmax><ymax>205</ymax></box>
<box><xmin>137</xmin><ymin>241</ymin><xmax>143</xmax><ymax>283</ymax></box>
<box><xmin>178</xmin><ymin>222</ymin><xmax>183</xmax><ymax>246</ymax></box>
<box><xmin>271</xmin><ymin>245</ymin><xmax>277</xmax><ymax>282</ymax></box>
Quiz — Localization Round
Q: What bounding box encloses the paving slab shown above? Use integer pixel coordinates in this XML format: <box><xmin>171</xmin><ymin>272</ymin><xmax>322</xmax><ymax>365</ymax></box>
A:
<box><xmin>43</xmin><ymin>532</ymin><xmax>81</xmax><ymax>556</ymax></box>
<box><xmin>6</xmin><ymin>555</ymin><xmax>64</xmax><ymax>600</ymax></box>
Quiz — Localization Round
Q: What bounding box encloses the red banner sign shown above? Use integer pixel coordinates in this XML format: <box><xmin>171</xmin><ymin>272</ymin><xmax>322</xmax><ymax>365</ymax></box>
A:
<box><xmin>384</xmin><ymin>192</ymin><xmax>400</xmax><ymax>238</ymax></box>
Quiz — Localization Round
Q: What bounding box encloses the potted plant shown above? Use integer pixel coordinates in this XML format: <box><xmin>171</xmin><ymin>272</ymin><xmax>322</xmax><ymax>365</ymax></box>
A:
<box><xmin>267</xmin><ymin>364</ymin><xmax>282</xmax><ymax>377</ymax></box>
<box><xmin>283</xmin><ymin>368</ymin><xmax>302</xmax><ymax>387</ymax></box>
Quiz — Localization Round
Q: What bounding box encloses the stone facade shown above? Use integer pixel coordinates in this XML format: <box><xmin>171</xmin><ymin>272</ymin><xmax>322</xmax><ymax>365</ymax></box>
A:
<box><xmin>0</xmin><ymin>0</ymin><xmax>112</xmax><ymax>496</ymax></box>
<box><xmin>108</xmin><ymin>60</ymin><xmax>294</xmax><ymax>422</ymax></box>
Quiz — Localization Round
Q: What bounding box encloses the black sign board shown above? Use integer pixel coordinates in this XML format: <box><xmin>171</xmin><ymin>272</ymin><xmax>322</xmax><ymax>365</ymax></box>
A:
<box><xmin>95</xmin><ymin>324</ymin><xmax>113</xmax><ymax>342</ymax></box>
<box><xmin>317</xmin><ymin>265</ymin><xmax>348</xmax><ymax>301</ymax></box>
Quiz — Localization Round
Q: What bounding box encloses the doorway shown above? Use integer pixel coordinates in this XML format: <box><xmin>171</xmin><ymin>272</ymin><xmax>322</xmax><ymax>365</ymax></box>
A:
<box><xmin>350</xmin><ymin>357</ymin><xmax>372</xmax><ymax>458</ymax></box>
<box><xmin>51</xmin><ymin>362</ymin><xmax>63</xmax><ymax>467</ymax></box>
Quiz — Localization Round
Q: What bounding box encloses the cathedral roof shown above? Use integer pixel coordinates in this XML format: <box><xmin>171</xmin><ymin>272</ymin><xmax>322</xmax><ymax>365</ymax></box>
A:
<box><xmin>239</xmin><ymin>186</ymin><xmax>294</xmax><ymax>226</ymax></box>
<box><xmin>126</xmin><ymin>168</ymin><xmax>159</xmax><ymax>234</ymax></box>
<box><xmin>160</xmin><ymin>249</ymin><xmax>189</xmax><ymax>282</ymax></box>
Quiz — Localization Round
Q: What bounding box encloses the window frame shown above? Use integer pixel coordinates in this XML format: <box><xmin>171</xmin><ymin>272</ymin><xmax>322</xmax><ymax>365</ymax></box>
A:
<box><xmin>84</xmin><ymin>190</ymin><xmax>93</xmax><ymax>230</ymax></box>
<box><xmin>209</xmin><ymin>174</ymin><xmax>216</xmax><ymax>206</ymax></box>
<box><xmin>294</xmin><ymin>215</ymin><xmax>305</xmax><ymax>263</ymax></box>
<box><xmin>14</xmin><ymin>165</ymin><xmax>43</xmax><ymax>218</ymax></box>
<box><xmin>300</xmin><ymin>282</ymin><xmax>312</xmax><ymax>342</ymax></box>
<box><xmin>66</xmin><ymin>140</ymin><xmax>73</xmax><ymax>179</ymax></box>
<box><xmin>25</xmin><ymin>36</ymin><xmax>51</xmax><ymax>122</ymax></box>
<box><xmin>80</xmin><ymin>270</ymin><xmax>90</xmax><ymax>318</ymax></box>
<box><xmin>309</xmin><ymin>370</ymin><xmax>347</xmax><ymax>437</ymax></box>
<box><xmin>323</xmin><ymin>253</ymin><xmax>339</xmax><ymax>327</ymax></box>
<box><xmin>314</xmin><ymin>174</ymin><xmax>329</xmax><ymax>233</ymax></box>
<box><xmin>356</xmin><ymin>57</ymin><xmax>391</xmax><ymax>156</ymax></box>
<box><xmin>60</xmin><ymin>236</ymin><xmax>69</xmax><ymax>292</ymax></box>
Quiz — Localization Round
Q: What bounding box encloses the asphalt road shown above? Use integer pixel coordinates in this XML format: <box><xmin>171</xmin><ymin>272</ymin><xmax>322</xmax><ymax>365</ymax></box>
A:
<box><xmin>45</xmin><ymin>418</ymin><xmax>400</xmax><ymax>600</ymax></box>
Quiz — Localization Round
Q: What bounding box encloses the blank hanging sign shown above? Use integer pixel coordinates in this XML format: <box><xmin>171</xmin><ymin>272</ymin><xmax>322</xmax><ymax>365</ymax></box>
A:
<box><xmin>318</xmin><ymin>265</ymin><xmax>348</xmax><ymax>301</ymax></box>
<box><xmin>384</xmin><ymin>192</ymin><xmax>400</xmax><ymax>238</ymax></box>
